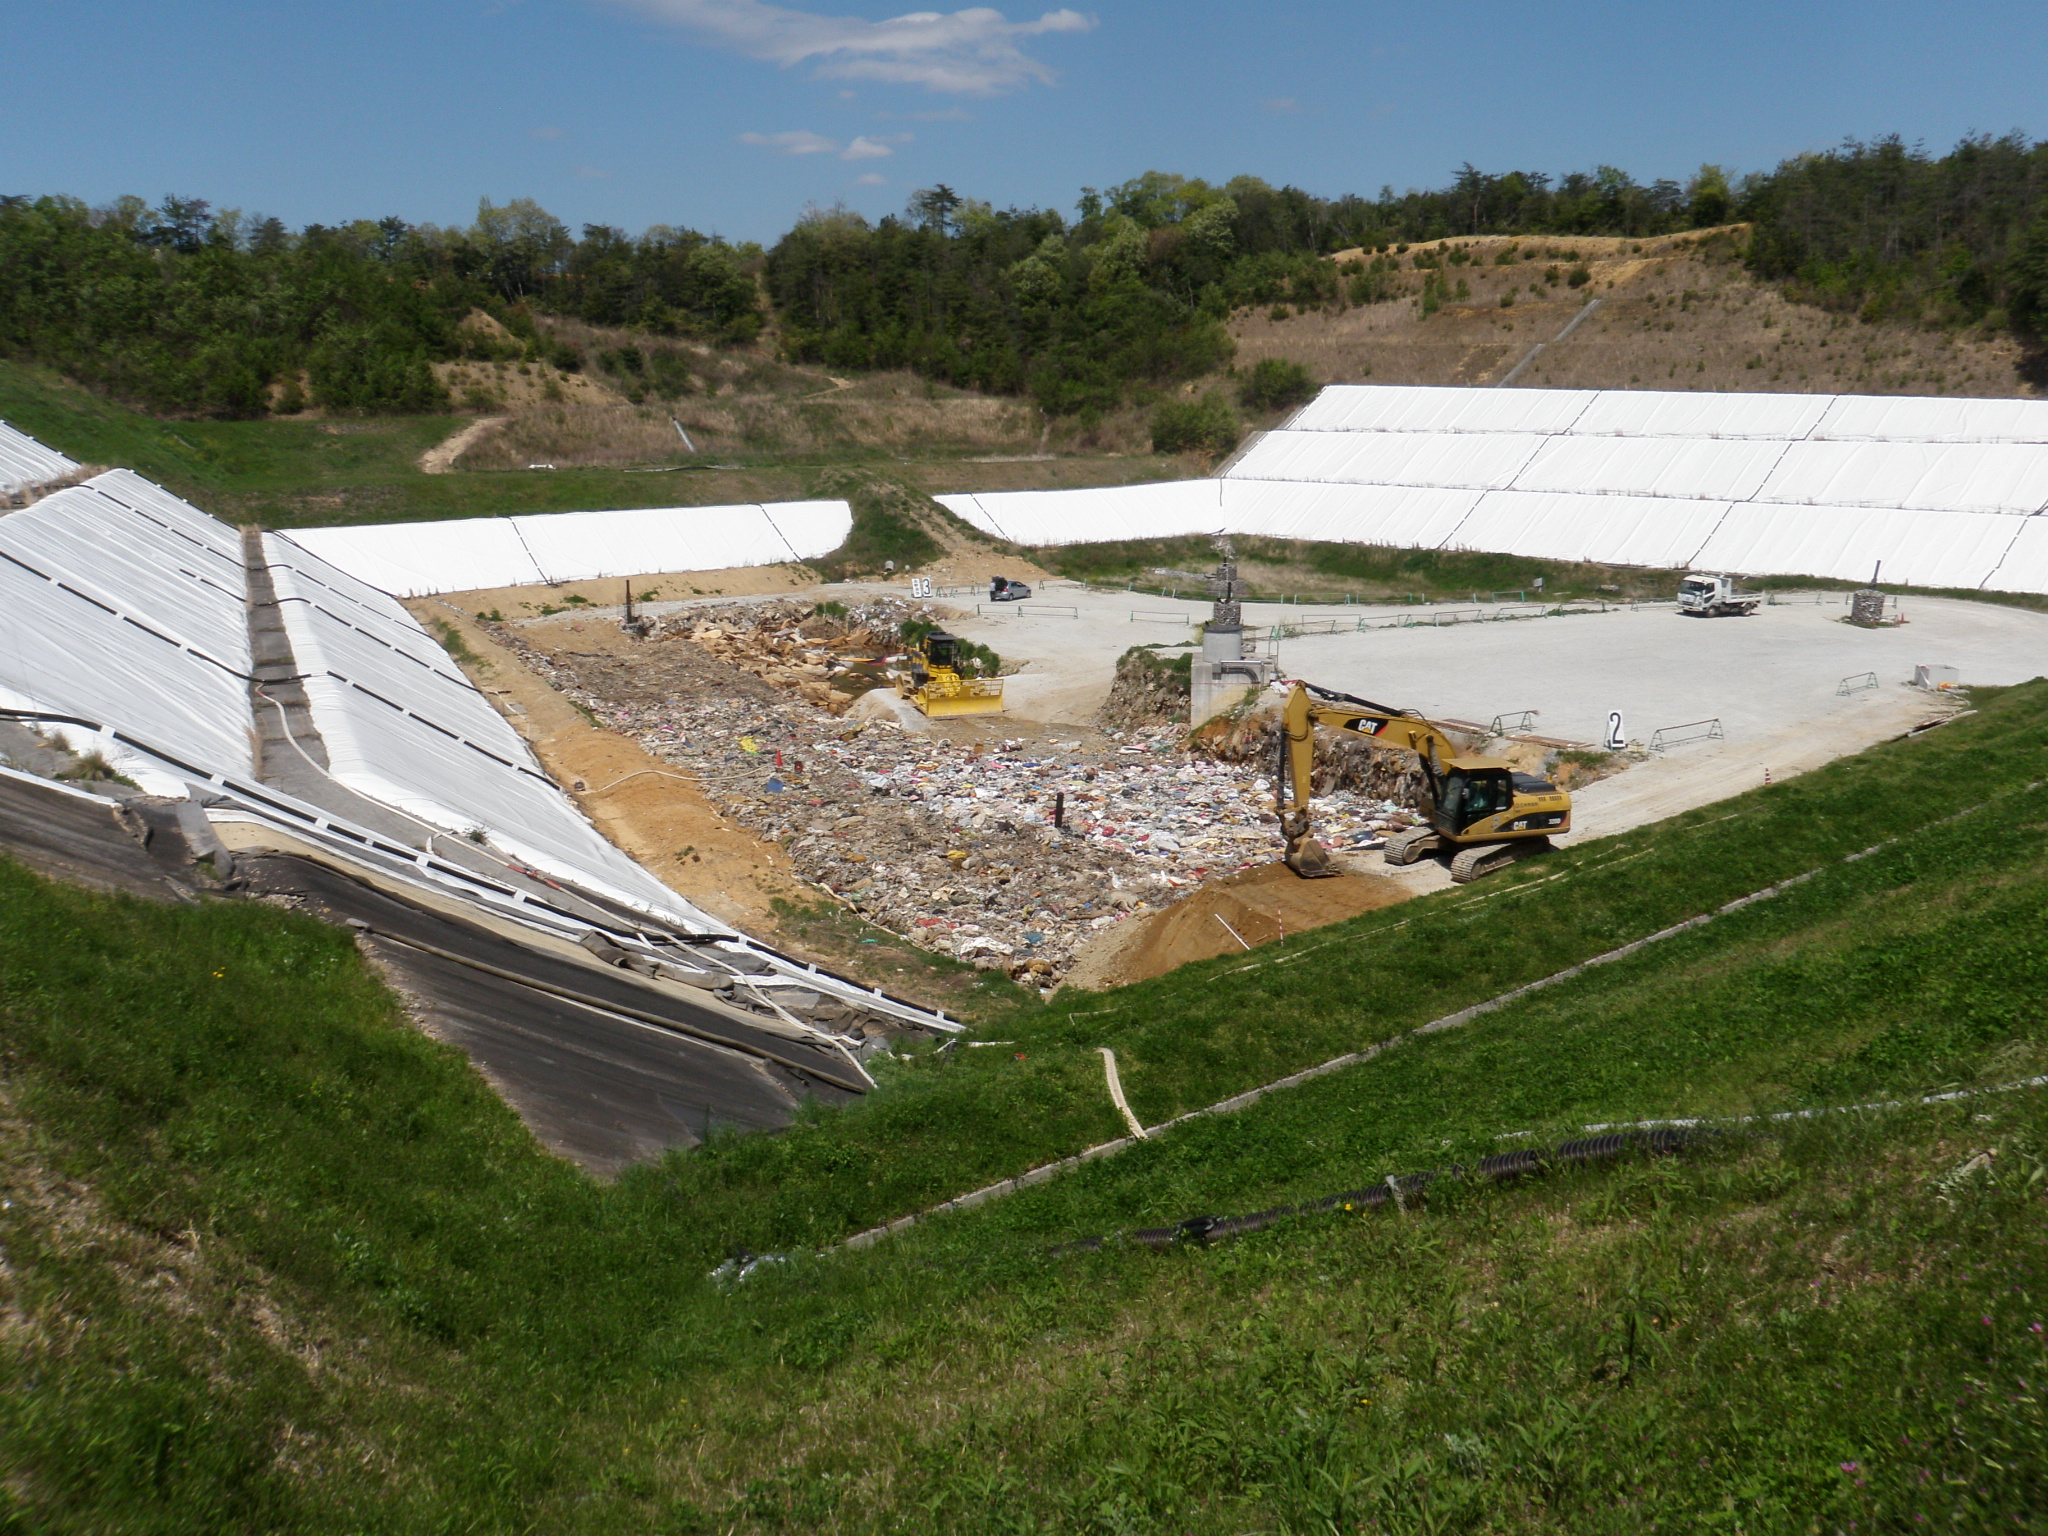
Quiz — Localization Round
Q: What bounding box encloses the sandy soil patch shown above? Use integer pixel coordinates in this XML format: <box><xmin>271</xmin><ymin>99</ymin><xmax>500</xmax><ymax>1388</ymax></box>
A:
<box><xmin>1063</xmin><ymin>857</ymin><xmax>1423</xmax><ymax>990</ymax></box>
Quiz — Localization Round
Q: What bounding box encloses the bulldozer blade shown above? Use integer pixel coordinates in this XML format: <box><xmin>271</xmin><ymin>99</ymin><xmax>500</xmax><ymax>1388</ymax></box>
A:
<box><xmin>917</xmin><ymin>691</ymin><xmax>1005</xmax><ymax>718</ymax></box>
<box><xmin>1284</xmin><ymin>833</ymin><xmax>1337</xmax><ymax>879</ymax></box>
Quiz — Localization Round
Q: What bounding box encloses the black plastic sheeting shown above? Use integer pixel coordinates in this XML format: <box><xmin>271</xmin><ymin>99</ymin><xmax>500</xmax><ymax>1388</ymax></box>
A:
<box><xmin>1060</xmin><ymin>1128</ymin><xmax>1696</xmax><ymax>1255</ymax></box>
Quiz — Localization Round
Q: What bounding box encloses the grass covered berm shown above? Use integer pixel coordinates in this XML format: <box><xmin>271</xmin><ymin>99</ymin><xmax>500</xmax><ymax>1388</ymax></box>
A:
<box><xmin>3</xmin><ymin>683</ymin><xmax>2047</xmax><ymax>1530</ymax></box>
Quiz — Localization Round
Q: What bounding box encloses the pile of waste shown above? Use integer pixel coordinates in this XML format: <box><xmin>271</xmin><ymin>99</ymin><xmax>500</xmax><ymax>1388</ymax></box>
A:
<box><xmin>507</xmin><ymin>618</ymin><xmax>1424</xmax><ymax>990</ymax></box>
<box><xmin>652</xmin><ymin>598</ymin><xmax>928</xmax><ymax>713</ymax></box>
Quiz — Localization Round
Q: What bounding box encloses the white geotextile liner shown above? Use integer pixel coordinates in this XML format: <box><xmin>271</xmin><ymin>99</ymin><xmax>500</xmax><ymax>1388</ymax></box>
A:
<box><xmin>509</xmin><ymin>500</ymin><xmax>848</xmax><ymax>582</ymax></box>
<box><xmin>291</xmin><ymin>501</ymin><xmax>853</xmax><ymax>598</ymax></box>
<box><xmin>935</xmin><ymin>481</ymin><xmax>1225</xmax><ymax>547</ymax></box>
<box><xmin>1448</xmin><ymin>492</ymin><xmax>1733</xmax><ymax>570</ymax></box>
<box><xmin>1813</xmin><ymin>395</ymin><xmax>2048</xmax><ymax>444</ymax></box>
<box><xmin>1691</xmin><ymin>504</ymin><xmax>2024</xmax><ymax>590</ymax></box>
<box><xmin>1286</xmin><ymin>384</ymin><xmax>1596</xmax><ymax>436</ymax></box>
<box><xmin>1756</xmin><ymin>440</ymin><xmax>2048</xmax><ymax>515</ymax></box>
<box><xmin>0</xmin><ymin>421</ymin><xmax>79</xmax><ymax>495</ymax></box>
<box><xmin>264</xmin><ymin>537</ymin><xmax>718</xmax><ymax>927</ymax></box>
<box><xmin>0</xmin><ymin>472</ymin><xmax>253</xmax><ymax>787</ymax></box>
<box><xmin>1227</xmin><ymin>429</ymin><xmax>1549</xmax><ymax>489</ymax></box>
<box><xmin>1222</xmin><ymin>480</ymin><xmax>1482</xmax><ymax>547</ymax></box>
<box><xmin>1567</xmin><ymin>390</ymin><xmax>1834</xmax><ymax>441</ymax></box>
<box><xmin>1512</xmin><ymin>434</ymin><xmax>1789</xmax><ymax>502</ymax></box>
<box><xmin>291</xmin><ymin>519</ymin><xmax>544</xmax><ymax>598</ymax></box>
<box><xmin>1984</xmin><ymin>519</ymin><xmax>2048</xmax><ymax>594</ymax></box>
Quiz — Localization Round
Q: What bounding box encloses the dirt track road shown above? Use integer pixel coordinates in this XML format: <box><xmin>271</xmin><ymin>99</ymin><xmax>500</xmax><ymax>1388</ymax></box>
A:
<box><xmin>419</xmin><ymin>415</ymin><xmax>508</xmax><ymax>474</ymax></box>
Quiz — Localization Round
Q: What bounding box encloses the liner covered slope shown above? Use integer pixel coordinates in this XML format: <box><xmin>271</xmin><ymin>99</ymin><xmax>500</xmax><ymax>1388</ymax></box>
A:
<box><xmin>287</xmin><ymin>500</ymin><xmax>854</xmax><ymax>597</ymax></box>
<box><xmin>0</xmin><ymin>465</ymin><xmax>722</xmax><ymax>929</ymax></box>
<box><xmin>937</xmin><ymin>384</ymin><xmax>2048</xmax><ymax>593</ymax></box>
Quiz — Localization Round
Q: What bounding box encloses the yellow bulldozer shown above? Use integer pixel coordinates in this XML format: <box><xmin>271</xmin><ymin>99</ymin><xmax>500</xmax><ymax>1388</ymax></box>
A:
<box><xmin>900</xmin><ymin>629</ymin><xmax>1004</xmax><ymax>718</ymax></box>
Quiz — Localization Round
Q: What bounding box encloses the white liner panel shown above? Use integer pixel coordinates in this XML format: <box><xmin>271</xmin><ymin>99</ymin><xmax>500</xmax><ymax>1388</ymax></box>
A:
<box><xmin>265</xmin><ymin>535</ymin><xmax>724</xmax><ymax>928</ymax></box>
<box><xmin>290</xmin><ymin>519</ymin><xmax>544</xmax><ymax>598</ymax></box>
<box><xmin>1812</xmin><ymin>395</ymin><xmax>2048</xmax><ymax>444</ymax></box>
<box><xmin>1223</xmin><ymin>481</ymin><xmax>1484</xmax><ymax>548</ymax></box>
<box><xmin>1756</xmin><ymin>440</ymin><xmax>2048</xmax><ymax>515</ymax></box>
<box><xmin>510</xmin><ymin>500</ymin><xmax>846</xmax><ymax>582</ymax></box>
<box><xmin>1288</xmin><ymin>385</ymin><xmax>1598</xmax><ymax>435</ymax></box>
<box><xmin>936</xmin><ymin>481</ymin><xmax>1224</xmax><ymax>546</ymax></box>
<box><xmin>1567</xmin><ymin>390</ymin><xmax>1835</xmax><ymax>440</ymax></box>
<box><xmin>291</xmin><ymin>500</ymin><xmax>855</xmax><ymax>598</ymax></box>
<box><xmin>1447</xmin><ymin>492</ymin><xmax>1733</xmax><ymax>570</ymax></box>
<box><xmin>1512</xmin><ymin>435</ymin><xmax>1789</xmax><ymax>501</ymax></box>
<box><xmin>1228</xmin><ymin>430</ymin><xmax>1551</xmax><ymax>489</ymax></box>
<box><xmin>0</xmin><ymin>471</ymin><xmax>253</xmax><ymax>787</ymax></box>
<box><xmin>1986</xmin><ymin>518</ymin><xmax>2048</xmax><ymax>594</ymax></box>
<box><xmin>1690</xmin><ymin>504</ymin><xmax>2024</xmax><ymax>590</ymax></box>
<box><xmin>0</xmin><ymin>421</ymin><xmax>79</xmax><ymax>496</ymax></box>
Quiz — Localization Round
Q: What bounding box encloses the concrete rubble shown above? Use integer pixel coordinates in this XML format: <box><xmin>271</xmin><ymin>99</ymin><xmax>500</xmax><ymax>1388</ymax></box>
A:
<box><xmin>502</xmin><ymin>598</ymin><xmax>1424</xmax><ymax>990</ymax></box>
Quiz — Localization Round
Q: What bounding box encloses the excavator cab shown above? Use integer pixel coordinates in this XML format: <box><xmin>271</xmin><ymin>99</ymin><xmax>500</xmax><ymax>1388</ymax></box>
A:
<box><xmin>1436</xmin><ymin>766</ymin><xmax>1513</xmax><ymax>834</ymax></box>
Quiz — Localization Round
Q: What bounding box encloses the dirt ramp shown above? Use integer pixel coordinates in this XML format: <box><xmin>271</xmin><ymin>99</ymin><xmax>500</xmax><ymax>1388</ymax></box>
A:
<box><xmin>1065</xmin><ymin>859</ymin><xmax>1413</xmax><ymax>990</ymax></box>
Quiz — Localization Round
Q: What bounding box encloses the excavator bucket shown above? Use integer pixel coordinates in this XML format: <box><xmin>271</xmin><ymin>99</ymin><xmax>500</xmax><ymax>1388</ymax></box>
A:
<box><xmin>1284</xmin><ymin>831</ymin><xmax>1336</xmax><ymax>879</ymax></box>
<box><xmin>912</xmin><ymin>676</ymin><xmax>1005</xmax><ymax>718</ymax></box>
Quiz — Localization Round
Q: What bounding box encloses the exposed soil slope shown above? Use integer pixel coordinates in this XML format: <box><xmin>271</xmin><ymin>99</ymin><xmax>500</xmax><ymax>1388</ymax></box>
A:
<box><xmin>1232</xmin><ymin>228</ymin><xmax>2036</xmax><ymax>398</ymax></box>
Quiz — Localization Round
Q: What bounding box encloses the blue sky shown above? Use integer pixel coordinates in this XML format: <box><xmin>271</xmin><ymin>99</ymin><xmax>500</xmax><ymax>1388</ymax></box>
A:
<box><xmin>7</xmin><ymin>1</ymin><xmax>2044</xmax><ymax>243</ymax></box>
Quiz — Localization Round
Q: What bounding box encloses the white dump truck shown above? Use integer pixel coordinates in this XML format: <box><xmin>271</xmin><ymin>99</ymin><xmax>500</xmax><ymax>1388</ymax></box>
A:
<box><xmin>1677</xmin><ymin>572</ymin><xmax>1760</xmax><ymax>617</ymax></box>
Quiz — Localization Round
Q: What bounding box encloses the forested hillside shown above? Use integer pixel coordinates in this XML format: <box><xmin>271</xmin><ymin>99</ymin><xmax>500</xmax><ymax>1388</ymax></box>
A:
<box><xmin>4</xmin><ymin>132</ymin><xmax>2046</xmax><ymax>424</ymax></box>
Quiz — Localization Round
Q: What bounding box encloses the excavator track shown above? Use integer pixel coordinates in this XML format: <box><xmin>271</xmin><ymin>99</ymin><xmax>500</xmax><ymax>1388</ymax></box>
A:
<box><xmin>1381</xmin><ymin>827</ymin><xmax>1442</xmax><ymax>866</ymax></box>
<box><xmin>1449</xmin><ymin>837</ymin><xmax>1554</xmax><ymax>884</ymax></box>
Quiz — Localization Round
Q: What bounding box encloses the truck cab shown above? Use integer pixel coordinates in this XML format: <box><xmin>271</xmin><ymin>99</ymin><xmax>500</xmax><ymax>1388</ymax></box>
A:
<box><xmin>1678</xmin><ymin>572</ymin><xmax>1760</xmax><ymax>617</ymax></box>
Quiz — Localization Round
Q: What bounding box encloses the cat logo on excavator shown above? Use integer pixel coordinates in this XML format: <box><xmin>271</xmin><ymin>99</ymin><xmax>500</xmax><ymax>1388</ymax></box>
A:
<box><xmin>901</xmin><ymin>630</ymin><xmax>1004</xmax><ymax>718</ymax></box>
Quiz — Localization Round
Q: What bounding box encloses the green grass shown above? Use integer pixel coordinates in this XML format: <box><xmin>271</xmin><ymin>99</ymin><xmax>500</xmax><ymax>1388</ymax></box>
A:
<box><xmin>1038</xmin><ymin>533</ymin><xmax>1682</xmax><ymax>605</ymax></box>
<box><xmin>3</xmin><ymin>681</ymin><xmax>2047</xmax><ymax>1529</ymax></box>
<box><xmin>0</xmin><ymin>360</ymin><xmax>856</xmax><ymax>530</ymax></box>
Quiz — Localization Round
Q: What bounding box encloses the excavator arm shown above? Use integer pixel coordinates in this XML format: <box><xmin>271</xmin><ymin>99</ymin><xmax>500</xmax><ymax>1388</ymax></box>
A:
<box><xmin>1276</xmin><ymin>682</ymin><xmax>1462</xmax><ymax>878</ymax></box>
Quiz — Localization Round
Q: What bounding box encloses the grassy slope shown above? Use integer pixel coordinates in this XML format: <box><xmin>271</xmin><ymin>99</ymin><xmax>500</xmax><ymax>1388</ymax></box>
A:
<box><xmin>3</xmin><ymin>682</ymin><xmax>2046</xmax><ymax>1530</ymax></box>
<box><xmin>0</xmin><ymin>361</ymin><xmax>1189</xmax><ymax>534</ymax></box>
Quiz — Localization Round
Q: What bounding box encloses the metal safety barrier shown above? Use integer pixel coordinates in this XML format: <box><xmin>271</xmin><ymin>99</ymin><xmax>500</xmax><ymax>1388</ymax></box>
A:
<box><xmin>1836</xmin><ymin>671</ymin><xmax>1880</xmax><ymax>697</ymax></box>
<box><xmin>1128</xmin><ymin>609</ymin><xmax>1193</xmax><ymax>625</ymax></box>
<box><xmin>976</xmin><ymin>603</ymin><xmax>1078</xmax><ymax>619</ymax></box>
<box><xmin>1489</xmin><ymin>709</ymin><xmax>1540</xmax><ymax>736</ymax></box>
<box><xmin>1649</xmin><ymin>718</ymin><xmax>1725</xmax><ymax>753</ymax></box>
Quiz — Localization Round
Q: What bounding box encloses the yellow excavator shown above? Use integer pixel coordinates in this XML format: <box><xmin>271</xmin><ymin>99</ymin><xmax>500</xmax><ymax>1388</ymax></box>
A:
<box><xmin>900</xmin><ymin>629</ymin><xmax>1005</xmax><ymax>718</ymax></box>
<box><xmin>1276</xmin><ymin>681</ymin><xmax>1571</xmax><ymax>883</ymax></box>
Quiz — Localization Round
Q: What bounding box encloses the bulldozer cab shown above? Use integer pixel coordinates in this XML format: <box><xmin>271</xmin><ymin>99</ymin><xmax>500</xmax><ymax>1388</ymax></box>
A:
<box><xmin>901</xmin><ymin>628</ymin><xmax>1005</xmax><ymax>717</ymax></box>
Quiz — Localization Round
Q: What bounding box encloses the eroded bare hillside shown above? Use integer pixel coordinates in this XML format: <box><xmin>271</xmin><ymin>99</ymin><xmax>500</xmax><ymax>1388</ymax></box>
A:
<box><xmin>1228</xmin><ymin>228</ymin><xmax>2037</xmax><ymax>399</ymax></box>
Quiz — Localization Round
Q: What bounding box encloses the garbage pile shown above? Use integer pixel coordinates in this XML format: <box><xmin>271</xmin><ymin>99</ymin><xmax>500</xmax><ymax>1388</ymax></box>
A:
<box><xmin>651</xmin><ymin>597</ymin><xmax>931</xmax><ymax>713</ymax></box>
<box><xmin>506</xmin><ymin>619</ymin><xmax>1424</xmax><ymax>989</ymax></box>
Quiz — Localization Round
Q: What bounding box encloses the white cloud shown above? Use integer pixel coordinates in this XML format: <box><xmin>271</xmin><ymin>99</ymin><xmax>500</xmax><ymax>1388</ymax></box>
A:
<box><xmin>612</xmin><ymin>0</ymin><xmax>1095</xmax><ymax>94</ymax></box>
<box><xmin>854</xmin><ymin>172</ymin><xmax>889</xmax><ymax>185</ymax></box>
<box><xmin>740</xmin><ymin>128</ymin><xmax>911</xmax><ymax>159</ymax></box>
<box><xmin>739</xmin><ymin>129</ymin><xmax>841</xmax><ymax>155</ymax></box>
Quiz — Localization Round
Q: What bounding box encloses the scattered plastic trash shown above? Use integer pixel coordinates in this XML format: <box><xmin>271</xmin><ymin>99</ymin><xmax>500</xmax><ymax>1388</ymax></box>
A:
<box><xmin>505</xmin><ymin>602</ymin><xmax>1422</xmax><ymax>986</ymax></box>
